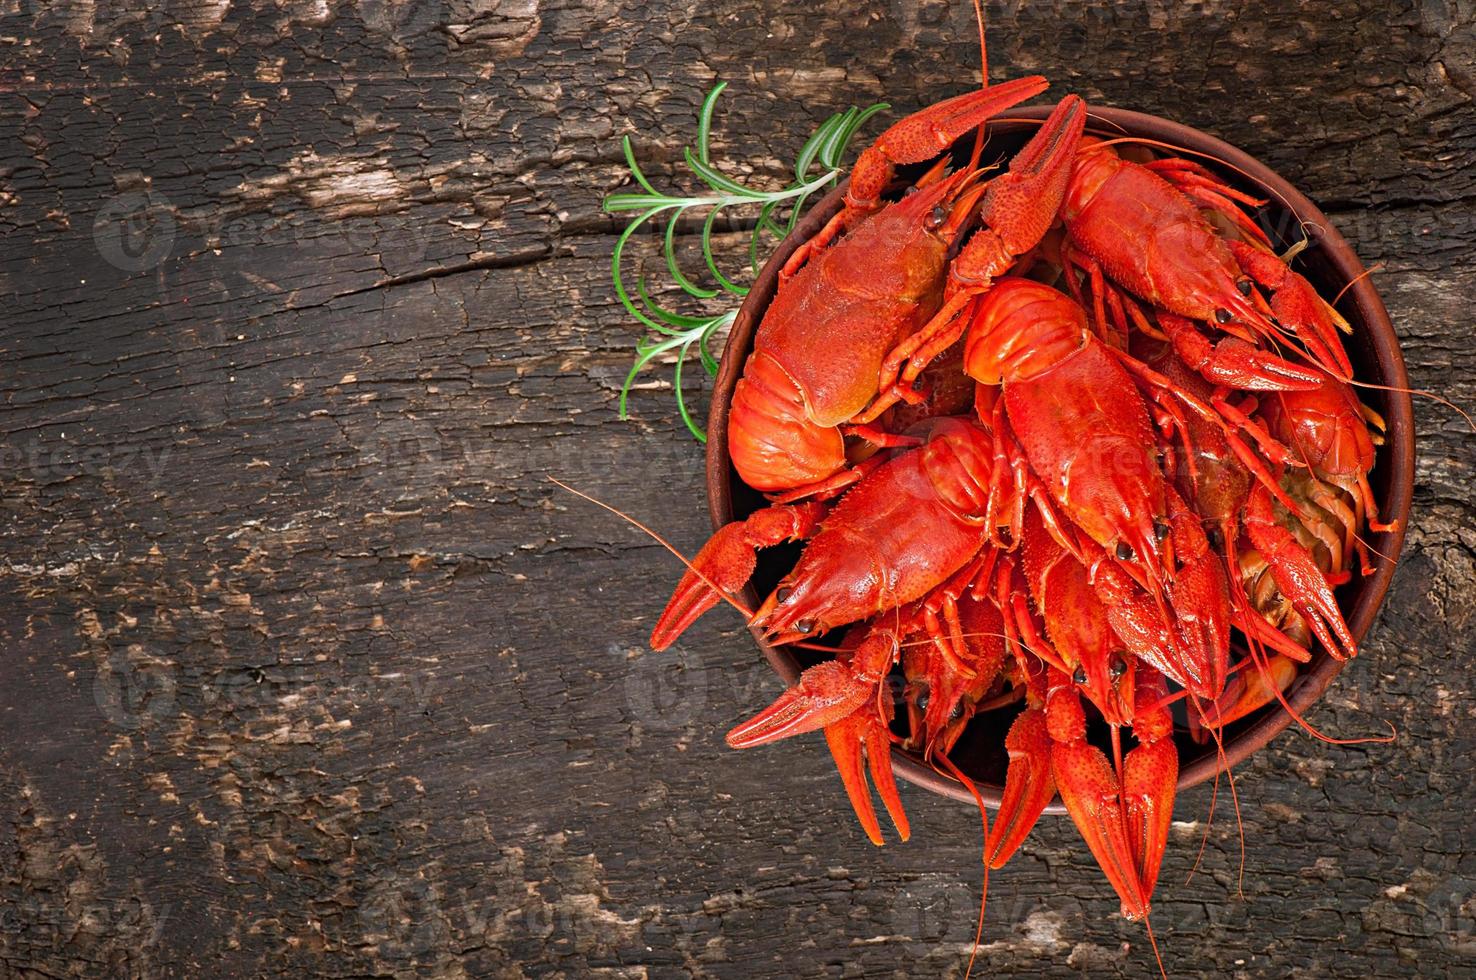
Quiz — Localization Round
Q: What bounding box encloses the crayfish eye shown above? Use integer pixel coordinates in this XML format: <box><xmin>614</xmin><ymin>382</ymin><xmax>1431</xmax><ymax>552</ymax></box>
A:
<box><xmin>1072</xmin><ymin>665</ymin><xmax>1088</xmax><ymax>686</ymax></box>
<box><xmin>775</xmin><ymin>587</ymin><xmax>793</xmax><ymax>603</ymax></box>
<box><xmin>1214</xmin><ymin>308</ymin><xmax>1233</xmax><ymax>324</ymax></box>
<box><xmin>926</xmin><ymin>204</ymin><xmax>947</xmax><ymax>229</ymax></box>
<box><xmin>794</xmin><ymin>619</ymin><xmax>815</xmax><ymax>635</ymax></box>
<box><xmin>1108</xmin><ymin>653</ymin><xmax>1128</xmax><ymax>681</ymax></box>
<box><xmin>915</xmin><ymin>690</ymin><xmax>930</xmax><ymax>710</ymax></box>
<box><xmin>1154</xmin><ymin>520</ymin><xmax>1172</xmax><ymax>542</ymax></box>
<box><xmin>1115</xmin><ymin>541</ymin><xmax>1134</xmax><ymax>561</ymax></box>
<box><xmin>1207</xmin><ymin>527</ymin><xmax>1225</xmax><ymax>550</ymax></box>
<box><xmin>1236</xmin><ymin>278</ymin><xmax>1254</xmax><ymax>296</ymax></box>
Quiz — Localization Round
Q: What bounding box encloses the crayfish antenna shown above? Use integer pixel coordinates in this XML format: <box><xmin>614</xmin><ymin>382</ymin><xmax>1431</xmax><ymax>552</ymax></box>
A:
<box><xmin>1243</xmin><ymin>644</ymin><xmax>1397</xmax><ymax>748</ymax></box>
<box><xmin>550</xmin><ymin>477</ymin><xmax>844</xmax><ymax>658</ymax></box>
<box><xmin>549</xmin><ymin>477</ymin><xmax>756</xmax><ymax>628</ymax></box>
<box><xmin>962</xmin><ymin>0</ymin><xmax>990</xmax><ymax>175</ymax></box>
<box><xmin>1183</xmin><ymin>687</ymin><xmax>1250</xmax><ymax>901</ymax></box>
<box><xmin>1345</xmin><ymin>377</ymin><xmax>1476</xmax><ymax>435</ymax></box>
<box><xmin>934</xmin><ymin>752</ymin><xmax>991</xmax><ymax>980</ymax></box>
<box><xmin>1219</xmin><ymin>707</ymin><xmax>1249</xmax><ymax>901</ymax></box>
<box><xmin>1183</xmin><ymin>727</ymin><xmax>1221</xmax><ymax>887</ymax></box>
<box><xmin>1216</xmin><ymin>529</ymin><xmax>1392</xmax><ymax>748</ymax></box>
<box><xmin>1142</xmin><ymin>909</ymin><xmax>1169</xmax><ymax>980</ymax></box>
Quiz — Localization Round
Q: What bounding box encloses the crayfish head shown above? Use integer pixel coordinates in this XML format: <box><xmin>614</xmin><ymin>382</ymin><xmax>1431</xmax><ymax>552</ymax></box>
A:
<box><xmin>1259</xmin><ymin>378</ymin><xmax>1377</xmax><ymax>477</ymax></box>
<box><xmin>751</xmin><ymin>575</ymin><xmax>843</xmax><ymax>646</ymax></box>
<box><xmin>1066</xmin><ymin>648</ymin><xmax>1136</xmax><ymax>728</ymax></box>
<box><xmin>1028</xmin><ymin>533</ymin><xmax>1139</xmax><ymax>726</ymax></box>
<box><xmin>900</xmin><ymin>647</ymin><xmax>931</xmax><ymax>752</ymax></box>
<box><xmin>888</xmin><ymin>164</ymin><xmax>991</xmax><ymax>252</ymax></box>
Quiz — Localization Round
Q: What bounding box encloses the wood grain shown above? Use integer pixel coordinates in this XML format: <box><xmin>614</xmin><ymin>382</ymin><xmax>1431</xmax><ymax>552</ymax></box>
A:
<box><xmin>0</xmin><ymin>0</ymin><xmax>1472</xmax><ymax>976</ymax></box>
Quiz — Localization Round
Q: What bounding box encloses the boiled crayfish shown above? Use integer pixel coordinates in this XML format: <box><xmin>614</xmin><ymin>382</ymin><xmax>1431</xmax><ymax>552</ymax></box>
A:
<box><xmin>643</xmin><ymin>73</ymin><xmax>1391</xmax><ymax>946</ymax></box>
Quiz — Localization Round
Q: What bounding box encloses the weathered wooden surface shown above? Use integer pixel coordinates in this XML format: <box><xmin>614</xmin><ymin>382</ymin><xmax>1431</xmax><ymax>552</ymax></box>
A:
<box><xmin>0</xmin><ymin>1</ymin><xmax>1472</xmax><ymax>976</ymax></box>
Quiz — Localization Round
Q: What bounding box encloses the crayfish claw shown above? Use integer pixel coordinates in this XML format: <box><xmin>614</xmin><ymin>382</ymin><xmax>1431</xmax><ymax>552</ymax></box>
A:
<box><xmin>1162</xmin><ymin>489</ymin><xmax>1233</xmax><ymax>699</ymax></box>
<box><xmin>650</xmin><ymin>501</ymin><xmax>827</xmax><ymax>650</ymax></box>
<box><xmin>986</xmin><ymin>706</ymin><xmax>1055</xmax><ymax>868</ymax></box>
<box><xmin>724</xmin><ymin>660</ymin><xmax>872</xmax><ymax>749</ymax></box>
<box><xmin>1227</xmin><ymin>240</ymin><xmax>1354</xmax><ymax>379</ymax></box>
<box><xmin>1121</xmin><ymin>675</ymin><xmax>1177</xmax><ymax>912</ymax></box>
<box><xmin>726</xmin><ymin>626</ymin><xmax>899</xmax><ymax>749</ymax></box>
<box><xmin>1189</xmin><ymin>653</ymin><xmax>1300</xmax><ymax>737</ymax></box>
<box><xmin>1244</xmin><ymin>484</ymin><xmax>1358</xmax><ymax>661</ymax></box>
<box><xmin>1051</xmin><ymin>727</ymin><xmax>1151</xmax><ymax>918</ymax></box>
<box><xmin>727</xmin><ymin>627</ymin><xmax>908</xmax><ymax>845</ymax></box>
<box><xmin>1159</xmin><ymin>311</ymin><xmax>1323</xmax><ymax>392</ymax></box>
<box><xmin>951</xmin><ymin>95</ymin><xmax>1088</xmax><ymax>290</ymax></box>
<box><xmin>845</xmin><ymin>76</ymin><xmax>1049</xmax><ymax>213</ymax></box>
<box><xmin>1047</xmin><ymin>674</ymin><xmax>1176</xmax><ymax>921</ymax></box>
<box><xmin>824</xmin><ymin>713</ymin><xmax>910</xmax><ymax>845</ymax></box>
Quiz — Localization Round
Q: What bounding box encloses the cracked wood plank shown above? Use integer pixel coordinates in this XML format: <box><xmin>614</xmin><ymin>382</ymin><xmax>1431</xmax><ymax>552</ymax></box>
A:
<box><xmin>0</xmin><ymin>0</ymin><xmax>1473</xmax><ymax>977</ymax></box>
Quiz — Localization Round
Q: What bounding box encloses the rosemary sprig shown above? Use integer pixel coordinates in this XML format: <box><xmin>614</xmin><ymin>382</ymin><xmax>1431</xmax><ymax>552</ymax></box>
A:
<box><xmin>605</xmin><ymin>83</ymin><xmax>887</xmax><ymax>442</ymax></box>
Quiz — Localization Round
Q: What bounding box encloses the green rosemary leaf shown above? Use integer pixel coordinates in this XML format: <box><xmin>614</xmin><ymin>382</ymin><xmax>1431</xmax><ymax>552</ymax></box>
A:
<box><xmin>696</xmin><ymin>310</ymin><xmax>733</xmax><ymax>376</ymax></box>
<box><xmin>851</xmin><ymin>102</ymin><xmax>890</xmax><ymax>136</ymax></box>
<box><xmin>618</xmin><ymin>335</ymin><xmax>673</xmax><ymax>419</ymax></box>
<box><xmin>749</xmin><ymin>198</ymin><xmax>782</xmax><ymax>274</ymax></box>
<box><xmin>823</xmin><ymin>102</ymin><xmax>889</xmax><ymax>170</ymax></box>
<box><xmin>698</xmin><ymin>346</ymin><xmax>720</xmax><ymax>379</ymax></box>
<box><xmin>621</xmin><ymin>134</ymin><xmax>662</xmax><ymax>198</ymax></box>
<box><xmin>700</xmin><ymin>207</ymin><xmax>750</xmax><ymax>297</ymax></box>
<box><xmin>603</xmin><ymin>193</ymin><xmax>684</xmax><ymax>212</ymax></box>
<box><xmin>794</xmin><ymin>111</ymin><xmax>845</xmax><ymax>181</ymax></box>
<box><xmin>619</xmin><ymin>329</ymin><xmax>693</xmax><ymax>419</ymax></box>
<box><xmin>696</xmin><ymin>82</ymin><xmax>727</xmax><ymax>167</ymax></box>
<box><xmin>612</xmin><ymin>206</ymin><xmax>684</xmax><ymax>336</ymax></box>
<box><xmin>672</xmin><ymin>340</ymin><xmax>705</xmax><ymax>442</ymax></box>
<box><xmin>684</xmin><ymin>147</ymin><xmax>767</xmax><ymax>198</ymax></box>
<box><xmin>815</xmin><ymin>113</ymin><xmax>857</xmax><ymax>172</ymax></box>
<box><xmin>663</xmin><ymin>208</ymin><xmax>719</xmax><ymax>299</ymax></box>
<box><xmin>635</xmin><ymin>276</ymin><xmax>718</xmax><ymax>330</ymax></box>
<box><xmin>783</xmin><ymin>192</ymin><xmax>810</xmax><ymax>237</ymax></box>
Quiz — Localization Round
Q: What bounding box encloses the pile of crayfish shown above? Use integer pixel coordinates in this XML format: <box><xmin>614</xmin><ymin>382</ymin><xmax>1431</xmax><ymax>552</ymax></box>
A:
<box><xmin>648</xmin><ymin>76</ymin><xmax>1392</xmax><ymax>925</ymax></box>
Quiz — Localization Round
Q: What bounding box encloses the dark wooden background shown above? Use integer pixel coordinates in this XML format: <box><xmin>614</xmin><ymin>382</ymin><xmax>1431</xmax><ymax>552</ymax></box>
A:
<box><xmin>0</xmin><ymin>1</ymin><xmax>1472</xmax><ymax>976</ymax></box>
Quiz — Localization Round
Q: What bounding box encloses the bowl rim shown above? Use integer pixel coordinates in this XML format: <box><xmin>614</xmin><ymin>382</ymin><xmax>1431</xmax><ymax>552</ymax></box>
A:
<box><xmin>705</xmin><ymin>102</ymin><xmax>1415</xmax><ymax>813</ymax></box>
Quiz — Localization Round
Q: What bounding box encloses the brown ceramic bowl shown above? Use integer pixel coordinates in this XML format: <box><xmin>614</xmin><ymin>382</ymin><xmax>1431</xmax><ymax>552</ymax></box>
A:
<box><xmin>706</xmin><ymin>104</ymin><xmax>1415</xmax><ymax>814</ymax></box>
